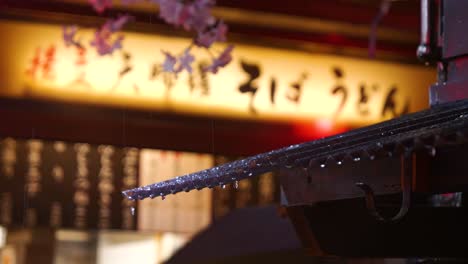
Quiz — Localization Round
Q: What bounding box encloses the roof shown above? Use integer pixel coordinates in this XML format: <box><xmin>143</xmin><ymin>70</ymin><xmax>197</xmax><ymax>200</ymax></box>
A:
<box><xmin>124</xmin><ymin>100</ymin><xmax>468</xmax><ymax>202</ymax></box>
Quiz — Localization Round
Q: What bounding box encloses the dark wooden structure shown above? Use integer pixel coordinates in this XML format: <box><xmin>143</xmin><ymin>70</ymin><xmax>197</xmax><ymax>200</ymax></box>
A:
<box><xmin>282</xmin><ymin>1</ymin><xmax>468</xmax><ymax>258</ymax></box>
<box><xmin>122</xmin><ymin>0</ymin><xmax>468</xmax><ymax>259</ymax></box>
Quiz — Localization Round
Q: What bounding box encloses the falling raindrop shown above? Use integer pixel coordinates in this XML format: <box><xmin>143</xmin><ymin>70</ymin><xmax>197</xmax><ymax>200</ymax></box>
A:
<box><xmin>222</xmin><ymin>184</ymin><xmax>226</xmax><ymax>189</ymax></box>
<box><xmin>353</xmin><ymin>157</ymin><xmax>361</xmax><ymax>162</ymax></box>
<box><xmin>429</xmin><ymin>147</ymin><xmax>436</xmax><ymax>157</ymax></box>
<box><xmin>130</xmin><ymin>207</ymin><xmax>135</xmax><ymax>216</ymax></box>
<box><xmin>320</xmin><ymin>164</ymin><xmax>326</xmax><ymax>168</ymax></box>
<box><xmin>248</xmin><ymin>172</ymin><xmax>253</xmax><ymax>176</ymax></box>
<box><xmin>234</xmin><ymin>181</ymin><xmax>239</xmax><ymax>189</ymax></box>
<box><xmin>336</xmin><ymin>160</ymin><xmax>342</xmax><ymax>165</ymax></box>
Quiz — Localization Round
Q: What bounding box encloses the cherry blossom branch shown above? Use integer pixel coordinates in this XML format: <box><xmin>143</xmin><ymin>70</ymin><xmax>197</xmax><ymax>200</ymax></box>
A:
<box><xmin>64</xmin><ymin>0</ymin><xmax>233</xmax><ymax>74</ymax></box>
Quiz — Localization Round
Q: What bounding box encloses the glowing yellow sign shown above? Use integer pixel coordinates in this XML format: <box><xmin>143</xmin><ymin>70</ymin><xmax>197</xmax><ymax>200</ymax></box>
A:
<box><xmin>0</xmin><ymin>20</ymin><xmax>435</xmax><ymax>125</ymax></box>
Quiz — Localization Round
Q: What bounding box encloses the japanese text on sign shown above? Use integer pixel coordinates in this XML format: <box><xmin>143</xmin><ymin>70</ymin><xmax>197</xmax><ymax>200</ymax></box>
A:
<box><xmin>0</xmin><ymin>21</ymin><xmax>435</xmax><ymax>125</ymax></box>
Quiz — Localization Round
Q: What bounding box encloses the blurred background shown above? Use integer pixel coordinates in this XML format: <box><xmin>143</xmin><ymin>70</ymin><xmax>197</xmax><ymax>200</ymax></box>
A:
<box><xmin>0</xmin><ymin>0</ymin><xmax>435</xmax><ymax>263</ymax></box>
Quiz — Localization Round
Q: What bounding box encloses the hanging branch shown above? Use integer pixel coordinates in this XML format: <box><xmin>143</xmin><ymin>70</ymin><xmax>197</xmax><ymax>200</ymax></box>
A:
<box><xmin>63</xmin><ymin>0</ymin><xmax>234</xmax><ymax>74</ymax></box>
<box><xmin>368</xmin><ymin>0</ymin><xmax>392</xmax><ymax>58</ymax></box>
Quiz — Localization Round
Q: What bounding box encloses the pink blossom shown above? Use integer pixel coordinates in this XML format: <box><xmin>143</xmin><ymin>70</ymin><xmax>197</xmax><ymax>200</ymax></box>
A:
<box><xmin>89</xmin><ymin>16</ymin><xmax>132</xmax><ymax>55</ymax></box>
<box><xmin>182</xmin><ymin>0</ymin><xmax>215</xmax><ymax>31</ymax></box>
<box><xmin>81</xmin><ymin>0</ymin><xmax>233</xmax><ymax>73</ymax></box>
<box><xmin>157</xmin><ymin>0</ymin><xmax>185</xmax><ymax>26</ymax></box>
<box><xmin>213</xmin><ymin>21</ymin><xmax>228</xmax><ymax>42</ymax></box>
<box><xmin>106</xmin><ymin>15</ymin><xmax>134</xmax><ymax>32</ymax></box>
<box><xmin>90</xmin><ymin>32</ymin><xmax>124</xmax><ymax>55</ymax></box>
<box><xmin>162</xmin><ymin>50</ymin><xmax>178</xmax><ymax>72</ymax></box>
<box><xmin>185</xmin><ymin>10</ymin><xmax>214</xmax><ymax>32</ymax></box>
<box><xmin>204</xmin><ymin>44</ymin><xmax>234</xmax><ymax>73</ymax></box>
<box><xmin>177</xmin><ymin>48</ymin><xmax>195</xmax><ymax>73</ymax></box>
<box><xmin>195</xmin><ymin>20</ymin><xmax>228</xmax><ymax>48</ymax></box>
<box><xmin>63</xmin><ymin>25</ymin><xmax>81</xmax><ymax>47</ymax></box>
<box><xmin>155</xmin><ymin>0</ymin><xmax>215</xmax><ymax>32</ymax></box>
<box><xmin>88</xmin><ymin>0</ymin><xmax>112</xmax><ymax>13</ymax></box>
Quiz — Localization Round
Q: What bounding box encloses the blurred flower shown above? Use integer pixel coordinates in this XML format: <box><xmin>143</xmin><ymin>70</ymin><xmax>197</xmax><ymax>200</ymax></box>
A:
<box><xmin>90</xmin><ymin>33</ymin><xmax>124</xmax><ymax>55</ymax></box>
<box><xmin>177</xmin><ymin>48</ymin><xmax>195</xmax><ymax>73</ymax></box>
<box><xmin>213</xmin><ymin>21</ymin><xmax>228</xmax><ymax>42</ymax></box>
<box><xmin>156</xmin><ymin>0</ymin><xmax>215</xmax><ymax>31</ymax></box>
<box><xmin>204</xmin><ymin>44</ymin><xmax>234</xmax><ymax>73</ymax></box>
<box><xmin>78</xmin><ymin>0</ymin><xmax>233</xmax><ymax>74</ymax></box>
<box><xmin>89</xmin><ymin>15</ymin><xmax>132</xmax><ymax>55</ymax></box>
<box><xmin>182</xmin><ymin>0</ymin><xmax>215</xmax><ymax>31</ymax></box>
<box><xmin>88</xmin><ymin>0</ymin><xmax>112</xmax><ymax>13</ymax></box>
<box><xmin>195</xmin><ymin>20</ymin><xmax>227</xmax><ymax>48</ymax></box>
<box><xmin>106</xmin><ymin>15</ymin><xmax>134</xmax><ymax>32</ymax></box>
<box><xmin>162</xmin><ymin>51</ymin><xmax>178</xmax><ymax>72</ymax></box>
<box><xmin>157</xmin><ymin>0</ymin><xmax>186</xmax><ymax>26</ymax></box>
<box><xmin>63</xmin><ymin>25</ymin><xmax>81</xmax><ymax>48</ymax></box>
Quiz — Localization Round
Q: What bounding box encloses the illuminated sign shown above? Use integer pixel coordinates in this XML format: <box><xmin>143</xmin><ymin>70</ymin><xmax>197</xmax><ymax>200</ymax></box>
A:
<box><xmin>0</xmin><ymin>21</ymin><xmax>435</xmax><ymax>125</ymax></box>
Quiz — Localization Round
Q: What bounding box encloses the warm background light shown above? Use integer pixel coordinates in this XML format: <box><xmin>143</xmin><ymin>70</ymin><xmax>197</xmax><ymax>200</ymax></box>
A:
<box><xmin>0</xmin><ymin>21</ymin><xmax>435</xmax><ymax>126</ymax></box>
